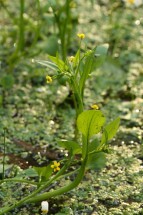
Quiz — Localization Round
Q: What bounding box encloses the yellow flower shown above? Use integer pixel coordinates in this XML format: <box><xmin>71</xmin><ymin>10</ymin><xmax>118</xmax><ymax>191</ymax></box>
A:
<box><xmin>51</xmin><ymin>161</ymin><xmax>60</xmax><ymax>172</ymax></box>
<box><xmin>46</xmin><ymin>75</ymin><xmax>52</xmax><ymax>83</ymax></box>
<box><xmin>91</xmin><ymin>104</ymin><xmax>100</xmax><ymax>110</ymax></box>
<box><xmin>41</xmin><ymin>201</ymin><xmax>49</xmax><ymax>214</ymax></box>
<box><xmin>77</xmin><ymin>33</ymin><xmax>85</xmax><ymax>39</ymax></box>
<box><xmin>68</xmin><ymin>56</ymin><xmax>75</xmax><ymax>62</ymax></box>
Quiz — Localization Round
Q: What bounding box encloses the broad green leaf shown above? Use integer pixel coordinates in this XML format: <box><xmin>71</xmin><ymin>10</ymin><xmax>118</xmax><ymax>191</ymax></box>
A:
<box><xmin>94</xmin><ymin>43</ymin><xmax>109</xmax><ymax>68</ymax></box>
<box><xmin>77</xmin><ymin>110</ymin><xmax>106</xmax><ymax>139</ymax></box>
<box><xmin>21</xmin><ymin>168</ymin><xmax>38</xmax><ymax>177</ymax></box>
<box><xmin>33</xmin><ymin>165</ymin><xmax>53</xmax><ymax>181</ymax></box>
<box><xmin>58</xmin><ymin>140</ymin><xmax>81</xmax><ymax>155</ymax></box>
<box><xmin>101</xmin><ymin>117</ymin><xmax>120</xmax><ymax>145</ymax></box>
<box><xmin>86</xmin><ymin>152</ymin><xmax>106</xmax><ymax>170</ymax></box>
<box><xmin>9</xmin><ymin>168</ymin><xmax>38</xmax><ymax>179</ymax></box>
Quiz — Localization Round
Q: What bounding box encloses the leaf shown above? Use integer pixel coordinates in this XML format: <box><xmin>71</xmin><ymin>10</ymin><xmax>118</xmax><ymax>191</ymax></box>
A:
<box><xmin>73</xmin><ymin>49</ymin><xmax>80</xmax><ymax>67</ymax></box>
<box><xmin>86</xmin><ymin>152</ymin><xmax>106</xmax><ymax>170</ymax></box>
<box><xmin>48</xmin><ymin>54</ymin><xmax>68</xmax><ymax>72</ymax></box>
<box><xmin>79</xmin><ymin>52</ymin><xmax>95</xmax><ymax>96</ymax></box>
<box><xmin>14</xmin><ymin>168</ymin><xmax>38</xmax><ymax>179</ymax></box>
<box><xmin>58</xmin><ymin>140</ymin><xmax>81</xmax><ymax>155</ymax></box>
<box><xmin>22</xmin><ymin>168</ymin><xmax>38</xmax><ymax>177</ymax></box>
<box><xmin>88</xmin><ymin>138</ymin><xmax>100</xmax><ymax>154</ymax></box>
<box><xmin>35</xmin><ymin>59</ymin><xmax>59</xmax><ymax>71</ymax></box>
<box><xmin>77</xmin><ymin>110</ymin><xmax>106</xmax><ymax>139</ymax></box>
<box><xmin>94</xmin><ymin>43</ymin><xmax>109</xmax><ymax>68</ymax></box>
<box><xmin>33</xmin><ymin>165</ymin><xmax>53</xmax><ymax>181</ymax></box>
<box><xmin>101</xmin><ymin>117</ymin><xmax>120</xmax><ymax>145</ymax></box>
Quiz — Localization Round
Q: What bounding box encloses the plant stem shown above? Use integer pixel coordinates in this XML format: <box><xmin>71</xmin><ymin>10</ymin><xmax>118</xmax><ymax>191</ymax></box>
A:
<box><xmin>26</xmin><ymin>157</ymin><xmax>87</xmax><ymax>203</ymax></box>
<box><xmin>0</xmin><ymin>156</ymin><xmax>72</xmax><ymax>214</ymax></box>
<box><xmin>61</xmin><ymin>0</ymin><xmax>71</xmax><ymax>60</ymax></box>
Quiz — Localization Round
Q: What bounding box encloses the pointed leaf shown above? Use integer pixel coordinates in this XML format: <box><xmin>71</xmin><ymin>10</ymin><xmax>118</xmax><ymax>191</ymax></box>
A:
<box><xmin>73</xmin><ymin>49</ymin><xmax>80</xmax><ymax>67</ymax></box>
<box><xmin>77</xmin><ymin>110</ymin><xmax>106</xmax><ymax>139</ymax></box>
<box><xmin>87</xmin><ymin>152</ymin><xmax>106</xmax><ymax>170</ymax></box>
<box><xmin>35</xmin><ymin>60</ymin><xmax>59</xmax><ymax>71</ymax></box>
<box><xmin>101</xmin><ymin>117</ymin><xmax>120</xmax><ymax>145</ymax></box>
<box><xmin>48</xmin><ymin>55</ymin><xmax>68</xmax><ymax>71</ymax></box>
<box><xmin>79</xmin><ymin>53</ymin><xmax>95</xmax><ymax>96</ymax></box>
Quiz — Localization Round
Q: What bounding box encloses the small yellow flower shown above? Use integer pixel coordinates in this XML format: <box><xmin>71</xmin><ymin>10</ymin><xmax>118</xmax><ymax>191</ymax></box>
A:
<box><xmin>77</xmin><ymin>33</ymin><xmax>85</xmax><ymax>39</ymax></box>
<box><xmin>46</xmin><ymin>75</ymin><xmax>52</xmax><ymax>83</ymax></box>
<box><xmin>51</xmin><ymin>161</ymin><xmax>60</xmax><ymax>172</ymax></box>
<box><xmin>41</xmin><ymin>201</ymin><xmax>49</xmax><ymax>214</ymax></box>
<box><xmin>91</xmin><ymin>104</ymin><xmax>100</xmax><ymax>110</ymax></box>
<box><xmin>68</xmin><ymin>56</ymin><xmax>75</xmax><ymax>62</ymax></box>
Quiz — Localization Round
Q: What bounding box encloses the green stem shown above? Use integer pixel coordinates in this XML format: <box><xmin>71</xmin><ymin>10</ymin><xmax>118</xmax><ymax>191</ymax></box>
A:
<box><xmin>28</xmin><ymin>0</ymin><xmax>41</xmax><ymax>51</ymax></box>
<box><xmin>0</xmin><ymin>156</ymin><xmax>72</xmax><ymax>215</ymax></box>
<box><xmin>70</xmin><ymin>78</ymin><xmax>83</xmax><ymax>140</ymax></box>
<box><xmin>61</xmin><ymin>0</ymin><xmax>71</xmax><ymax>60</ymax></box>
<box><xmin>26</xmin><ymin>157</ymin><xmax>87</xmax><ymax>203</ymax></box>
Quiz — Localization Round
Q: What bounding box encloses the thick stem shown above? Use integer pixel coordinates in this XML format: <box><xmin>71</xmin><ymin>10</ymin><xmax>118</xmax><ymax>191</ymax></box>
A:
<box><xmin>0</xmin><ymin>156</ymin><xmax>72</xmax><ymax>215</ymax></box>
<box><xmin>26</xmin><ymin>157</ymin><xmax>87</xmax><ymax>203</ymax></box>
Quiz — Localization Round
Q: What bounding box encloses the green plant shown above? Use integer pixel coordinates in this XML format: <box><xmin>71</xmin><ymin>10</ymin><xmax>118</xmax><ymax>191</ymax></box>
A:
<box><xmin>0</xmin><ymin>35</ymin><xmax>120</xmax><ymax>214</ymax></box>
<box><xmin>48</xmin><ymin>0</ymin><xmax>78</xmax><ymax>60</ymax></box>
<box><xmin>37</xmin><ymin>34</ymin><xmax>109</xmax><ymax>138</ymax></box>
<box><xmin>0</xmin><ymin>110</ymin><xmax>120</xmax><ymax>214</ymax></box>
<box><xmin>0</xmin><ymin>0</ymin><xmax>42</xmax><ymax>71</ymax></box>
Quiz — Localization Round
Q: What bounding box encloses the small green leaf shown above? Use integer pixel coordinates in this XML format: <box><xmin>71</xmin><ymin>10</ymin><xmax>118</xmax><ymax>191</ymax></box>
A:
<box><xmin>87</xmin><ymin>152</ymin><xmax>106</xmax><ymax>170</ymax></box>
<box><xmin>48</xmin><ymin>54</ymin><xmax>68</xmax><ymax>72</ymax></box>
<box><xmin>101</xmin><ymin>117</ymin><xmax>120</xmax><ymax>145</ymax></box>
<box><xmin>58</xmin><ymin>140</ymin><xmax>81</xmax><ymax>155</ymax></box>
<box><xmin>77</xmin><ymin>110</ymin><xmax>106</xmax><ymax>139</ymax></box>
<box><xmin>35</xmin><ymin>60</ymin><xmax>59</xmax><ymax>71</ymax></box>
<box><xmin>88</xmin><ymin>138</ymin><xmax>100</xmax><ymax>154</ymax></box>
<box><xmin>33</xmin><ymin>165</ymin><xmax>53</xmax><ymax>181</ymax></box>
<box><xmin>73</xmin><ymin>49</ymin><xmax>80</xmax><ymax>67</ymax></box>
<box><xmin>22</xmin><ymin>168</ymin><xmax>38</xmax><ymax>177</ymax></box>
